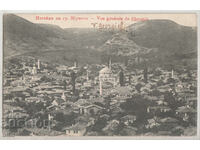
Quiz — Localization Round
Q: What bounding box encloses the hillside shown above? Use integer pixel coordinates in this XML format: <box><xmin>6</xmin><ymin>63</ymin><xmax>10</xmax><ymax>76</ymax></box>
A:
<box><xmin>3</xmin><ymin>14</ymin><xmax>58</xmax><ymax>57</ymax></box>
<box><xmin>127</xmin><ymin>20</ymin><xmax>197</xmax><ymax>55</ymax></box>
<box><xmin>3</xmin><ymin>14</ymin><xmax>114</xmax><ymax>64</ymax></box>
<box><xmin>3</xmin><ymin>14</ymin><xmax>197</xmax><ymax>68</ymax></box>
<box><xmin>98</xmin><ymin>19</ymin><xmax>197</xmax><ymax>68</ymax></box>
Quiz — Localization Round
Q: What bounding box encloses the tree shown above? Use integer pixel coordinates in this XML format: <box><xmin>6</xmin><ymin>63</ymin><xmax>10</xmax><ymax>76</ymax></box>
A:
<box><xmin>89</xmin><ymin>109</ymin><xmax>95</xmax><ymax>116</ymax></box>
<box><xmin>135</xmin><ymin>83</ymin><xmax>142</xmax><ymax>93</ymax></box>
<box><xmin>91</xmin><ymin>117</ymin><xmax>107</xmax><ymax>132</ymax></box>
<box><xmin>128</xmin><ymin>74</ymin><xmax>132</xmax><ymax>85</ymax></box>
<box><xmin>54</xmin><ymin>112</ymin><xmax>77</xmax><ymax>126</ymax></box>
<box><xmin>40</xmin><ymin>76</ymin><xmax>52</xmax><ymax>82</ymax></box>
<box><xmin>150</xmin><ymin>89</ymin><xmax>161</xmax><ymax>97</ymax></box>
<box><xmin>167</xmin><ymin>78</ymin><xmax>175</xmax><ymax>84</ymax></box>
<box><xmin>120</xmin><ymin>95</ymin><xmax>150</xmax><ymax>124</ymax></box>
<box><xmin>143</xmin><ymin>61</ymin><xmax>148</xmax><ymax>83</ymax></box>
<box><xmin>124</xmin><ymin>58</ymin><xmax>128</xmax><ymax>67</ymax></box>
<box><xmin>119</xmin><ymin>69</ymin><xmax>124</xmax><ymax>86</ymax></box>
<box><xmin>154</xmin><ymin>69</ymin><xmax>162</xmax><ymax>76</ymax></box>
<box><xmin>104</xmin><ymin>95</ymin><xmax>112</xmax><ymax>113</ymax></box>
<box><xmin>71</xmin><ymin>71</ymin><xmax>76</xmax><ymax>95</ymax></box>
<box><xmin>164</xmin><ymin>91</ymin><xmax>181</xmax><ymax>111</ymax></box>
<box><xmin>63</xmin><ymin>80</ymin><xmax>67</xmax><ymax>90</ymax></box>
<box><xmin>54</xmin><ymin>112</ymin><xmax>65</xmax><ymax>122</ymax></box>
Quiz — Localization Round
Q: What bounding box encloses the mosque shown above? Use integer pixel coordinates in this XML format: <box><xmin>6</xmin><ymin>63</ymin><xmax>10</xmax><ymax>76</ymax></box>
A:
<box><xmin>99</xmin><ymin>59</ymin><xmax>116</xmax><ymax>95</ymax></box>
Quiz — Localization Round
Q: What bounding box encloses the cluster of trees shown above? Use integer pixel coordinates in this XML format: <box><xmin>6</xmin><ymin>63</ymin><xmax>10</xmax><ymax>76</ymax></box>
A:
<box><xmin>53</xmin><ymin>112</ymin><xmax>78</xmax><ymax>131</ymax></box>
<box><xmin>164</xmin><ymin>91</ymin><xmax>183</xmax><ymax>111</ymax></box>
<box><xmin>120</xmin><ymin>94</ymin><xmax>151</xmax><ymax>125</ymax></box>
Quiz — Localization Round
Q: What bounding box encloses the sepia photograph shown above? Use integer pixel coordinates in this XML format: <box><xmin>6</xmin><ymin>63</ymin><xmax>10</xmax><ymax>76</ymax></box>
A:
<box><xmin>1</xmin><ymin>12</ymin><xmax>198</xmax><ymax>138</ymax></box>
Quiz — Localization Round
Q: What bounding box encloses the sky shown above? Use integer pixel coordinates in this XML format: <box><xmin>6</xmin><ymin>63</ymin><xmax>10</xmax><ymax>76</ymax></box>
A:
<box><xmin>16</xmin><ymin>13</ymin><xmax>197</xmax><ymax>28</ymax></box>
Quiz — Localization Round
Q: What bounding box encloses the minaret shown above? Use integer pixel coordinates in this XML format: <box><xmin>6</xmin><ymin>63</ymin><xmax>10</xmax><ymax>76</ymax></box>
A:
<box><xmin>99</xmin><ymin>78</ymin><xmax>102</xmax><ymax>96</ymax></box>
<box><xmin>86</xmin><ymin>70</ymin><xmax>89</xmax><ymax>81</ymax></box>
<box><xmin>74</xmin><ymin>59</ymin><xmax>78</xmax><ymax>68</ymax></box>
<box><xmin>48</xmin><ymin>114</ymin><xmax>53</xmax><ymax>131</ymax></box>
<box><xmin>109</xmin><ymin>58</ymin><xmax>112</xmax><ymax>70</ymax></box>
<box><xmin>32</xmin><ymin>64</ymin><xmax>37</xmax><ymax>75</ymax></box>
<box><xmin>37</xmin><ymin>59</ymin><xmax>40</xmax><ymax>70</ymax></box>
<box><xmin>171</xmin><ymin>69</ymin><xmax>174</xmax><ymax>78</ymax></box>
<box><xmin>61</xmin><ymin>92</ymin><xmax>66</xmax><ymax>101</ymax></box>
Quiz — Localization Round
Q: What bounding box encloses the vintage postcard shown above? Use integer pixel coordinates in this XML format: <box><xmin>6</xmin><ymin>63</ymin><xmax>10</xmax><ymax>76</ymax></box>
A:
<box><xmin>0</xmin><ymin>12</ymin><xmax>199</xmax><ymax>139</ymax></box>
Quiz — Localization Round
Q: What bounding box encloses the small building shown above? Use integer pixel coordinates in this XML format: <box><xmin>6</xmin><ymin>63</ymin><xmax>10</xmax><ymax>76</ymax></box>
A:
<box><xmin>83</xmin><ymin>81</ymin><xmax>92</xmax><ymax>88</ymax></box>
<box><xmin>186</xmin><ymin>97</ymin><xmax>197</xmax><ymax>107</ymax></box>
<box><xmin>159</xmin><ymin>117</ymin><xmax>179</xmax><ymax>127</ymax></box>
<box><xmin>78</xmin><ymin>103</ymin><xmax>104</xmax><ymax>115</ymax></box>
<box><xmin>147</xmin><ymin>106</ymin><xmax>171</xmax><ymax>113</ymax></box>
<box><xmin>32</xmin><ymin>64</ymin><xmax>37</xmax><ymax>75</ymax></box>
<box><xmin>64</xmin><ymin>123</ymin><xmax>87</xmax><ymax>136</ymax></box>
<box><xmin>146</xmin><ymin>118</ymin><xmax>160</xmax><ymax>129</ymax></box>
<box><xmin>111</xmin><ymin>86</ymin><xmax>132</xmax><ymax>98</ymax></box>
<box><xmin>74</xmin><ymin>116</ymin><xmax>95</xmax><ymax>127</ymax></box>
<box><xmin>119</xmin><ymin>126</ymin><xmax>137</xmax><ymax>136</ymax></box>
<box><xmin>52</xmin><ymin>98</ymin><xmax>65</xmax><ymax>106</ymax></box>
<box><xmin>25</xmin><ymin>97</ymin><xmax>39</xmax><ymax>103</ymax></box>
<box><xmin>176</xmin><ymin>106</ymin><xmax>196</xmax><ymax>121</ymax></box>
<box><xmin>61</xmin><ymin>92</ymin><xmax>67</xmax><ymax>101</ymax></box>
<box><xmin>120</xmin><ymin>115</ymin><xmax>137</xmax><ymax>125</ymax></box>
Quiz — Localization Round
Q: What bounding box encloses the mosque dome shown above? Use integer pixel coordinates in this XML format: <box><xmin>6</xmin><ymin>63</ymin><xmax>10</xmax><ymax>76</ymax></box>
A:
<box><xmin>99</xmin><ymin>67</ymin><xmax>112</xmax><ymax>75</ymax></box>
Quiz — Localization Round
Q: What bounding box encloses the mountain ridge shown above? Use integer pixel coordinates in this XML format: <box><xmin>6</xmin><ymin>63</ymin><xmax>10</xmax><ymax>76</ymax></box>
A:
<box><xmin>3</xmin><ymin>14</ymin><xmax>197</xmax><ymax>68</ymax></box>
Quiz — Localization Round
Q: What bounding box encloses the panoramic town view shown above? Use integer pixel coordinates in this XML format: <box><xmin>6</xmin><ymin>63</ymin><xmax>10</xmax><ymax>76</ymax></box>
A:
<box><xmin>2</xmin><ymin>14</ymin><xmax>197</xmax><ymax>137</ymax></box>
